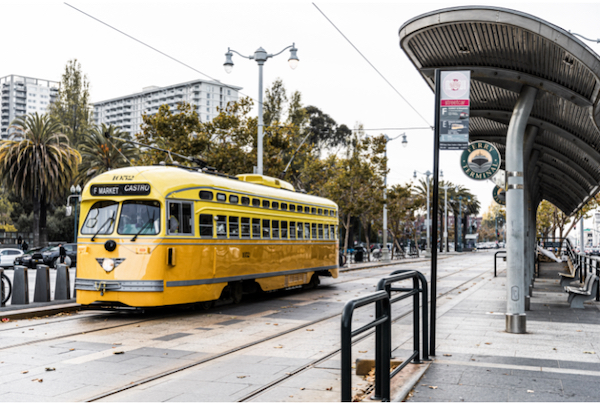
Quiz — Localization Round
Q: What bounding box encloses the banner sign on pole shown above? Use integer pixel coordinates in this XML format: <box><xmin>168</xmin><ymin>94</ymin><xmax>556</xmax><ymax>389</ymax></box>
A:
<box><xmin>439</xmin><ymin>71</ymin><xmax>471</xmax><ymax>150</ymax></box>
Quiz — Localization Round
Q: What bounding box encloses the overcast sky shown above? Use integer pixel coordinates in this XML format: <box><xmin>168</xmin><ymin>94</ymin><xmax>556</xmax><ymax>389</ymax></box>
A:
<box><xmin>3</xmin><ymin>0</ymin><xmax>600</xmax><ymax>217</ymax></box>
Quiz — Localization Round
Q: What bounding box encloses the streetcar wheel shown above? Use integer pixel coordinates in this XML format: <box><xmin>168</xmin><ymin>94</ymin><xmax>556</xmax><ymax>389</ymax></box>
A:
<box><xmin>200</xmin><ymin>300</ymin><xmax>213</xmax><ymax>310</ymax></box>
<box><xmin>1</xmin><ymin>274</ymin><xmax>12</xmax><ymax>304</ymax></box>
<box><xmin>231</xmin><ymin>282</ymin><xmax>243</xmax><ymax>304</ymax></box>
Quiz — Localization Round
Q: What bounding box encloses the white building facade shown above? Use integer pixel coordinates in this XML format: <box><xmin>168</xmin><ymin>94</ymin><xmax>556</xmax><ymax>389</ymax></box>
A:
<box><xmin>0</xmin><ymin>75</ymin><xmax>60</xmax><ymax>139</ymax></box>
<box><xmin>93</xmin><ymin>79</ymin><xmax>241</xmax><ymax>137</ymax></box>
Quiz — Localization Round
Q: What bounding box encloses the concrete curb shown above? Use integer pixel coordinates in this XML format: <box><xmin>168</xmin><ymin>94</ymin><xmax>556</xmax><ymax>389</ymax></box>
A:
<box><xmin>392</xmin><ymin>361</ymin><xmax>432</xmax><ymax>402</ymax></box>
<box><xmin>0</xmin><ymin>302</ymin><xmax>80</xmax><ymax>320</ymax></box>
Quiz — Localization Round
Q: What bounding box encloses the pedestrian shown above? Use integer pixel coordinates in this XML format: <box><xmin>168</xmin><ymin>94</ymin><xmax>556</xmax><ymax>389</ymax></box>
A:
<box><xmin>17</xmin><ymin>236</ymin><xmax>22</xmax><ymax>248</ymax></box>
<box><xmin>22</xmin><ymin>240</ymin><xmax>28</xmax><ymax>251</ymax></box>
<box><xmin>59</xmin><ymin>243</ymin><xmax>66</xmax><ymax>264</ymax></box>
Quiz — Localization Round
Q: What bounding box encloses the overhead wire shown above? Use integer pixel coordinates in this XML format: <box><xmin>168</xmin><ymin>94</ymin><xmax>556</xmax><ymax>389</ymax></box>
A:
<box><xmin>312</xmin><ymin>2</ymin><xmax>433</xmax><ymax>130</ymax></box>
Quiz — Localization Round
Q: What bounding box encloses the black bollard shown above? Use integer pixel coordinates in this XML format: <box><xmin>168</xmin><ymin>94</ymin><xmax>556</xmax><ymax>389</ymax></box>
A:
<box><xmin>11</xmin><ymin>265</ymin><xmax>29</xmax><ymax>305</ymax></box>
<box><xmin>33</xmin><ymin>265</ymin><xmax>50</xmax><ymax>303</ymax></box>
<box><xmin>54</xmin><ymin>264</ymin><xmax>71</xmax><ymax>300</ymax></box>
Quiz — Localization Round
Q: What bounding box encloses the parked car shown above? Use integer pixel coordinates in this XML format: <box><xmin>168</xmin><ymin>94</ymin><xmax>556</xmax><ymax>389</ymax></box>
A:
<box><xmin>42</xmin><ymin>243</ymin><xmax>77</xmax><ymax>268</ymax></box>
<box><xmin>0</xmin><ymin>248</ymin><xmax>24</xmax><ymax>269</ymax></box>
<box><xmin>14</xmin><ymin>246</ymin><xmax>52</xmax><ymax>268</ymax></box>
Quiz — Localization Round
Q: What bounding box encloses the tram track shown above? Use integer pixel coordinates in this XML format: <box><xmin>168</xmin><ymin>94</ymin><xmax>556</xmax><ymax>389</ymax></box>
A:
<box><xmin>81</xmin><ymin>255</ymin><xmax>498</xmax><ymax>402</ymax></box>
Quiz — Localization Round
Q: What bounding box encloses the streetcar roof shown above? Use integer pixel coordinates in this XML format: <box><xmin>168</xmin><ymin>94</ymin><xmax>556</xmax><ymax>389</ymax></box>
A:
<box><xmin>83</xmin><ymin>166</ymin><xmax>338</xmax><ymax>209</ymax></box>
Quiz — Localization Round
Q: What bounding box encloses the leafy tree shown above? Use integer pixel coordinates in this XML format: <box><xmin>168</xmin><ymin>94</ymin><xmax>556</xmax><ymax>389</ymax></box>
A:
<box><xmin>0</xmin><ymin>113</ymin><xmax>81</xmax><ymax>246</ymax></box>
<box><xmin>305</xmin><ymin>106</ymin><xmax>351</xmax><ymax>150</ymax></box>
<box><xmin>49</xmin><ymin>59</ymin><xmax>92</xmax><ymax>147</ymax></box>
<box><xmin>47</xmin><ymin>206</ymin><xmax>75</xmax><ymax>242</ymax></box>
<box><xmin>77</xmin><ymin>124</ymin><xmax>139</xmax><ymax>184</ymax></box>
<box><xmin>386</xmin><ymin>183</ymin><xmax>423</xmax><ymax>257</ymax></box>
<box><xmin>536</xmin><ymin>200</ymin><xmax>555</xmax><ymax>239</ymax></box>
<box><xmin>479</xmin><ymin>202</ymin><xmax>505</xmax><ymax>242</ymax></box>
<box><xmin>263</xmin><ymin>78</ymin><xmax>288</xmax><ymax>127</ymax></box>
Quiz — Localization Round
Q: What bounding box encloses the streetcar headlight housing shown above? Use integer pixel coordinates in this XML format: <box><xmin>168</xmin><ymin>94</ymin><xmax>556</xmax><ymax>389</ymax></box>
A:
<box><xmin>102</xmin><ymin>258</ymin><xmax>115</xmax><ymax>273</ymax></box>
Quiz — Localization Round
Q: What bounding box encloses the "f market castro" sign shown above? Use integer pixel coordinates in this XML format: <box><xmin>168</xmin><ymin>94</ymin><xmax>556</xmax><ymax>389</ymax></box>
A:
<box><xmin>460</xmin><ymin>141</ymin><xmax>501</xmax><ymax>180</ymax></box>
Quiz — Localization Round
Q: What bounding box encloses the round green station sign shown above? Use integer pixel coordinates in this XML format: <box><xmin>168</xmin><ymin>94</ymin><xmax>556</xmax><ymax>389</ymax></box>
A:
<box><xmin>460</xmin><ymin>141</ymin><xmax>501</xmax><ymax>180</ymax></box>
<box><xmin>493</xmin><ymin>185</ymin><xmax>506</xmax><ymax>205</ymax></box>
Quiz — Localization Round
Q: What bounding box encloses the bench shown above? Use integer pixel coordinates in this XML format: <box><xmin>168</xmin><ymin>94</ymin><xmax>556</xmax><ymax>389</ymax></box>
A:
<box><xmin>558</xmin><ymin>258</ymin><xmax>580</xmax><ymax>288</ymax></box>
<box><xmin>565</xmin><ymin>273</ymin><xmax>599</xmax><ymax>309</ymax></box>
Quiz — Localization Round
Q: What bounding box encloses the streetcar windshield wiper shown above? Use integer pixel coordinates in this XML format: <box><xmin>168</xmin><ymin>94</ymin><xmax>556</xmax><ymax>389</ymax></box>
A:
<box><xmin>91</xmin><ymin>212</ymin><xmax>115</xmax><ymax>242</ymax></box>
<box><xmin>131</xmin><ymin>213</ymin><xmax>155</xmax><ymax>242</ymax></box>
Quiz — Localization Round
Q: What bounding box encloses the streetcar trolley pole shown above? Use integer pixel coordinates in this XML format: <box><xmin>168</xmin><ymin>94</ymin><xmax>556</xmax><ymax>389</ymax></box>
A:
<box><xmin>494</xmin><ymin>250</ymin><xmax>507</xmax><ymax>277</ymax></box>
<box><xmin>341</xmin><ymin>291</ymin><xmax>391</xmax><ymax>402</ymax></box>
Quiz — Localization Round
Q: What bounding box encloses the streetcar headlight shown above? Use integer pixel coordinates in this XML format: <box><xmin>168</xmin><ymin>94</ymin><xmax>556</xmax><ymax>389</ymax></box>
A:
<box><xmin>102</xmin><ymin>258</ymin><xmax>115</xmax><ymax>272</ymax></box>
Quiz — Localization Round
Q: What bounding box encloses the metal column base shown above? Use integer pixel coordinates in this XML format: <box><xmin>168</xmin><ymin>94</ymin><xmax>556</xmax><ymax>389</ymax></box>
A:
<box><xmin>525</xmin><ymin>296</ymin><xmax>530</xmax><ymax>311</ymax></box>
<box><xmin>505</xmin><ymin>313</ymin><xmax>526</xmax><ymax>333</ymax></box>
<box><xmin>381</xmin><ymin>248</ymin><xmax>390</xmax><ymax>263</ymax></box>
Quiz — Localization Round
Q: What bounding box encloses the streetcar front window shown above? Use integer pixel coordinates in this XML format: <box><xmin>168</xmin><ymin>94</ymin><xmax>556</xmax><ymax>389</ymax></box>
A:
<box><xmin>117</xmin><ymin>200</ymin><xmax>160</xmax><ymax>235</ymax></box>
<box><xmin>82</xmin><ymin>201</ymin><xmax>118</xmax><ymax>235</ymax></box>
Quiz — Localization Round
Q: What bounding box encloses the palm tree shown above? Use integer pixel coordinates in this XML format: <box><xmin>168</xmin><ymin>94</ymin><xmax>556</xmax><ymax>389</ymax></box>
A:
<box><xmin>0</xmin><ymin>113</ymin><xmax>81</xmax><ymax>246</ymax></box>
<box><xmin>76</xmin><ymin>124</ymin><xmax>138</xmax><ymax>184</ymax></box>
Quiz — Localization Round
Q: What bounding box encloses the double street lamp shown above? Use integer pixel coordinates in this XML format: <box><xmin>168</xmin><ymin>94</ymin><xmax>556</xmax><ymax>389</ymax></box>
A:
<box><xmin>440</xmin><ymin>171</ymin><xmax>451</xmax><ymax>253</ymax></box>
<box><xmin>224</xmin><ymin>44</ymin><xmax>299</xmax><ymax>175</ymax></box>
<box><xmin>414</xmin><ymin>169</ymin><xmax>432</xmax><ymax>255</ymax></box>
<box><xmin>381</xmin><ymin>133</ymin><xmax>407</xmax><ymax>262</ymax></box>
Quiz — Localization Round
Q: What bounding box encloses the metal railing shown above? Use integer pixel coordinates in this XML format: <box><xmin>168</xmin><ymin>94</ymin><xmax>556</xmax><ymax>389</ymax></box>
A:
<box><xmin>494</xmin><ymin>250</ymin><xmax>506</xmax><ymax>277</ymax></box>
<box><xmin>340</xmin><ymin>270</ymin><xmax>428</xmax><ymax>402</ymax></box>
<box><xmin>341</xmin><ymin>291</ymin><xmax>391</xmax><ymax>402</ymax></box>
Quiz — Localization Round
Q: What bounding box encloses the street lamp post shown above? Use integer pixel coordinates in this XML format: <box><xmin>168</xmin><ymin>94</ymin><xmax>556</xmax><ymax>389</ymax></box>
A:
<box><xmin>224</xmin><ymin>44</ymin><xmax>299</xmax><ymax>175</ymax></box>
<box><xmin>414</xmin><ymin>170</ymin><xmax>432</xmax><ymax>256</ymax></box>
<box><xmin>381</xmin><ymin>133</ymin><xmax>407</xmax><ymax>262</ymax></box>
<box><xmin>458</xmin><ymin>194</ymin><xmax>463</xmax><ymax>252</ymax></box>
<box><xmin>67</xmin><ymin>185</ymin><xmax>82</xmax><ymax>243</ymax></box>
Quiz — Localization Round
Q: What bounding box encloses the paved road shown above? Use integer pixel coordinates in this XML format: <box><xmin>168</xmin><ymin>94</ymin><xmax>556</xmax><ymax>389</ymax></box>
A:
<box><xmin>0</xmin><ymin>252</ymin><xmax>497</xmax><ymax>402</ymax></box>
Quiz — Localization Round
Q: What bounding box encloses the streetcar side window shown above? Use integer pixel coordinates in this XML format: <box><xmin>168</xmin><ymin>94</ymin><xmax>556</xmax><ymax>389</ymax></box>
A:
<box><xmin>272</xmin><ymin>201</ymin><xmax>279</xmax><ymax>209</ymax></box>
<box><xmin>304</xmin><ymin>223</ymin><xmax>310</xmax><ymax>239</ymax></box>
<box><xmin>318</xmin><ymin>208</ymin><xmax>323</xmax><ymax>215</ymax></box>
<box><xmin>297</xmin><ymin>222</ymin><xmax>303</xmax><ymax>239</ymax></box>
<box><xmin>324</xmin><ymin>224</ymin><xmax>329</xmax><ymax>239</ymax></box>
<box><xmin>199</xmin><ymin>191</ymin><xmax>213</xmax><ymax>200</ymax></box>
<box><xmin>252</xmin><ymin>218</ymin><xmax>260</xmax><ymax>238</ymax></box>
<box><xmin>216</xmin><ymin>193</ymin><xmax>226</xmax><ymax>202</ymax></box>
<box><xmin>252</xmin><ymin>198</ymin><xmax>260</xmax><ymax>207</ymax></box>
<box><xmin>168</xmin><ymin>201</ymin><xmax>193</xmax><ymax>235</ymax></box>
<box><xmin>241</xmin><ymin>197</ymin><xmax>250</xmax><ymax>206</ymax></box>
<box><xmin>229</xmin><ymin>216</ymin><xmax>239</xmax><ymax>238</ymax></box>
<box><xmin>290</xmin><ymin>204</ymin><xmax>296</xmax><ymax>212</ymax></box>
<box><xmin>272</xmin><ymin>220</ymin><xmax>280</xmax><ymax>238</ymax></box>
<box><xmin>229</xmin><ymin>195</ymin><xmax>239</xmax><ymax>204</ymax></box>
<box><xmin>281</xmin><ymin>221</ymin><xmax>288</xmax><ymax>239</ymax></box>
<box><xmin>262</xmin><ymin>200</ymin><xmax>270</xmax><ymax>208</ymax></box>
<box><xmin>216</xmin><ymin>215</ymin><xmax>227</xmax><ymax>238</ymax></box>
<box><xmin>199</xmin><ymin>214</ymin><xmax>213</xmax><ymax>238</ymax></box>
<box><xmin>241</xmin><ymin>217</ymin><xmax>251</xmax><ymax>238</ymax></box>
<box><xmin>318</xmin><ymin>224</ymin><xmax>324</xmax><ymax>239</ymax></box>
<box><xmin>262</xmin><ymin>219</ymin><xmax>270</xmax><ymax>238</ymax></box>
<box><xmin>82</xmin><ymin>201</ymin><xmax>118</xmax><ymax>235</ymax></box>
<box><xmin>330</xmin><ymin>225</ymin><xmax>336</xmax><ymax>240</ymax></box>
<box><xmin>281</xmin><ymin>203</ymin><xmax>288</xmax><ymax>211</ymax></box>
<box><xmin>311</xmin><ymin>207</ymin><xmax>316</xmax><ymax>214</ymax></box>
<box><xmin>312</xmin><ymin>223</ymin><xmax>317</xmax><ymax>239</ymax></box>
<box><xmin>290</xmin><ymin>222</ymin><xmax>296</xmax><ymax>239</ymax></box>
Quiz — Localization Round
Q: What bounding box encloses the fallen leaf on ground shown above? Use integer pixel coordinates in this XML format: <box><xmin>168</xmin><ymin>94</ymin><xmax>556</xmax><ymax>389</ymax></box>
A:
<box><xmin>69</xmin><ymin>348</ymin><xmax>75</xmax><ymax>351</ymax></box>
<box><xmin>359</xmin><ymin>351</ymin><xmax>367</xmax><ymax>353</ymax></box>
<box><xmin>584</xmin><ymin>351</ymin><xmax>596</xmax><ymax>354</ymax></box>
<box><xmin>274</xmin><ymin>345</ymin><xmax>283</xmax><ymax>349</ymax></box>
<box><xmin>577</xmin><ymin>330</ymin><xmax>582</xmax><ymax>332</ymax></box>
<box><xmin>21</xmin><ymin>371</ymin><xmax>29</xmax><ymax>374</ymax></box>
<box><xmin>113</xmin><ymin>351</ymin><xmax>124</xmax><ymax>355</ymax></box>
<box><xmin>300</xmin><ymin>388</ymin><xmax>305</xmax><ymax>390</ymax></box>
<box><xmin>45</xmin><ymin>368</ymin><xmax>55</xmax><ymax>371</ymax></box>
<box><xmin>485</xmin><ymin>343</ymin><xmax>491</xmax><ymax>345</ymax></box>
<box><xmin>306</xmin><ymin>329</ymin><xmax>314</xmax><ymax>331</ymax></box>
<box><xmin>443</xmin><ymin>354</ymin><xmax>452</xmax><ymax>357</ymax></box>
<box><xmin>237</xmin><ymin>375</ymin><xmax>246</xmax><ymax>379</ymax></box>
<box><xmin>326</xmin><ymin>387</ymin><xmax>333</xmax><ymax>391</ymax></box>
<box><xmin>429</xmin><ymin>386</ymin><xmax>438</xmax><ymax>389</ymax></box>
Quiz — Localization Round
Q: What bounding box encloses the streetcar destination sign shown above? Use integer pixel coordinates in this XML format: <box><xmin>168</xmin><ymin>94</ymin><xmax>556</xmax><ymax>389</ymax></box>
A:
<box><xmin>460</xmin><ymin>141</ymin><xmax>501</xmax><ymax>180</ymax></box>
<box><xmin>91</xmin><ymin>183</ymin><xmax>151</xmax><ymax>196</ymax></box>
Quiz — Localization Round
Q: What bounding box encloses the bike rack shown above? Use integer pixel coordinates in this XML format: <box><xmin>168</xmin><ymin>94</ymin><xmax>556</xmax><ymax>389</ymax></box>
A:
<box><xmin>494</xmin><ymin>250</ymin><xmax>506</xmax><ymax>277</ymax></box>
<box><xmin>340</xmin><ymin>269</ymin><xmax>429</xmax><ymax>402</ymax></box>
<box><xmin>341</xmin><ymin>291</ymin><xmax>390</xmax><ymax>402</ymax></box>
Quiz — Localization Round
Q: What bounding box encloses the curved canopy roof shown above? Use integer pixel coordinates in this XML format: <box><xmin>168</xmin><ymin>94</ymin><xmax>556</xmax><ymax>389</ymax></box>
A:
<box><xmin>399</xmin><ymin>6</ymin><xmax>600</xmax><ymax>215</ymax></box>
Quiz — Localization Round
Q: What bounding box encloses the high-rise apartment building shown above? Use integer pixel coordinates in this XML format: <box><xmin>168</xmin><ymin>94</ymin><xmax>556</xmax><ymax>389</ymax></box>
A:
<box><xmin>0</xmin><ymin>75</ymin><xmax>60</xmax><ymax>139</ymax></box>
<box><xmin>93</xmin><ymin>79</ymin><xmax>242</xmax><ymax>137</ymax></box>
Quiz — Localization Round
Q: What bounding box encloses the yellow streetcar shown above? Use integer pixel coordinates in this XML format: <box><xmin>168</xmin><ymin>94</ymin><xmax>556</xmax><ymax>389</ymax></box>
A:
<box><xmin>75</xmin><ymin>165</ymin><xmax>339</xmax><ymax>308</ymax></box>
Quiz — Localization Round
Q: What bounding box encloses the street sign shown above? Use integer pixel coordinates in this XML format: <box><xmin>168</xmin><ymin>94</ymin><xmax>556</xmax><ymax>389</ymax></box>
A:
<box><xmin>493</xmin><ymin>185</ymin><xmax>506</xmax><ymax>205</ymax></box>
<box><xmin>439</xmin><ymin>71</ymin><xmax>471</xmax><ymax>150</ymax></box>
<box><xmin>460</xmin><ymin>141</ymin><xmax>501</xmax><ymax>180</ymax></box>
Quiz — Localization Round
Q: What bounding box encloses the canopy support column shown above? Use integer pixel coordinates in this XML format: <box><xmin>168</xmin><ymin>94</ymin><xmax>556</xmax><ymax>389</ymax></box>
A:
<box><xmin>506</xmin><ymin>85</ymin><xmax>538</xmax><ymax>334</ymax></box>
